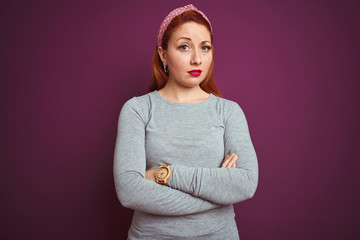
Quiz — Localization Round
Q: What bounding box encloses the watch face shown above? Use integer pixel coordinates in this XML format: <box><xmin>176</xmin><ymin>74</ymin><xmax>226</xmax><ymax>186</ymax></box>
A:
<box><xmin>156</xmin><ymin>167</ymin><xmax>169</xmax><ymax>179</ymax></box>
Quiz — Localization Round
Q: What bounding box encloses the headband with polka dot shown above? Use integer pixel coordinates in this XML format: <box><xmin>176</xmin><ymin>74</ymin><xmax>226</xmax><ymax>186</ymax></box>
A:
<box><xmin>156</xmin><ymin>4</ymin><xmax>212</xmax><ymax>47</ymax></box>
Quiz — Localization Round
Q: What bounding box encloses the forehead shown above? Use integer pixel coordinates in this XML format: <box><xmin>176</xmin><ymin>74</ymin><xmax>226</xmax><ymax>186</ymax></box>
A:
<box><xmin>171</xmin><ymin>22</ymin><xmax>211</xmax><ymax>42</ymax></box>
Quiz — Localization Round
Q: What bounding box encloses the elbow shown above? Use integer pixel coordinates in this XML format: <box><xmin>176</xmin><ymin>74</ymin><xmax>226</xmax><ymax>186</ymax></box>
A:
<box><xmin>115</xmin><ymin>183</ymin><xmax>128</xmax><ymax>205</ymax></box>
<box><xmin>114</xmin><ymin>175</ymin><xmax>139</xmax><ymax>210</ymax></box>
<box><xmin>245</xmin><ymin>172</ymin><xmax>258</xmax><ymax>200</ymax></box>
<box><xmin>232</xmin><ymin>182</ymin><xmax>257</xmax><ymax>204</ymax></box>
<box><xmin>115</xmin><ymin>184</ymin><xmax>132</xmax><ymax>208</ymax></box>
<box><xmin>246</xmin><ymin>180</ymin><xmax>258</xmax><ymax>199</ymax></box>
<box><xmin>217</xmin><ymin>171</ymin><xmax>258</xmax><ymax>205</ymax></box>
<box><xmin>116</xmin><ymin>184</ymin><xmax>142</xmax><ymax>210</ymax></box>
<box><xmin>217</xmin><ymin>179</ymin><xmax>258</xmax><ymax>205</ymax></box>
<box><xmin>118</xmin><ymin>193</ymin><xmax>135</xmax><ymax>209</ymax></box>
<box><xmin>235</xmin><ymin>171</ymin><xmax>258</xmax><ymax>203</ymax></box>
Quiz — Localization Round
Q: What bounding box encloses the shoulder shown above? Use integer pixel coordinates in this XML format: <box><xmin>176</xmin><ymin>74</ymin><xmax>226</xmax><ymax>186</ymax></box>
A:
<box><xmin>213</xmin><ymin>95</ymin><xmax>239</xmax><ymax>108</ymax></box>
<box><xmin>119</xmin><ymin>92</ymin><xmax>154</xmax><ymax>123</ymax></box>
<box><xmin>211</xmin><ymin>95</ymin><xmax>245</xmax><ymax>118</ymax></box>
<box><xmin>122</xmin><ymin>92</ymin><xmax>152</xmax><ymax>110</ymax></box>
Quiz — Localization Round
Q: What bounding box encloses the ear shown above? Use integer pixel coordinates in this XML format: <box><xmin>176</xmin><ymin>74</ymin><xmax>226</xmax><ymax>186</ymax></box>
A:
<box><xmin>157</xmin><ymin>46</ymin><xmax>167</xmax><ymax>65</ymax></box>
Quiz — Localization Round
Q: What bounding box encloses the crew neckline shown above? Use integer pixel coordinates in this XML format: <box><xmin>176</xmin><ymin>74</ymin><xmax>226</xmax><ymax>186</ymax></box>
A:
<box><xmin>153</xmin><ymin>90</ymin><xmax>213</xmax><ymax>106</ymax></box>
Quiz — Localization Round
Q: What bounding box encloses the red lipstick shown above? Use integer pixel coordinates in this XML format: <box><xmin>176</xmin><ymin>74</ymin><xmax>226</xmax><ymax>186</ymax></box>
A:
<box><xmin>187</xmin><ymin>69</ymin><xmax>202</xmax><ymax>77</ymax></box>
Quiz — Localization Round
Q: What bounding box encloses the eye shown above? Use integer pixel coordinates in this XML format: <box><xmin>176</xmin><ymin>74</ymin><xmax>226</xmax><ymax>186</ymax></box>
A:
<box><xmin>201</xmin><ymin>45</ymin><xmax>212</xmax><ymax>51</ymax></box>
<box><xmin>178</xmin><ymin>45</ymin><xmax>190</xmax><ymax>51</ymax></box>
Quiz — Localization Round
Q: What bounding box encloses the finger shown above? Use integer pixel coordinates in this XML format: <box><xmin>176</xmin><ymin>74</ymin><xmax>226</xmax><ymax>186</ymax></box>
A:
<box><xmin>220</xmin><ymin>154</ymin><xmax>231</xmax><ymax>168</ymax></box>
<box><xmin>221</xmin><ymin>153</ymin><xmax>236</xmax><ymax>168</ymax></box>
<box><xmin>226</xmin><ymin>154</ymin><xmax>238</xmax><ymax>168</ymax></box>
<box><xmin>231</xmin><ymin>161</ymin><xmax>237</xmax><ymax>168</ymax></box>
<box><xmin>221</xmin><ymin>153</ymin><xmax>234</xmax><ymax>168</ymax></box>
<box><xmin>228</xmin><ymin>153</ymin><xmax>238</xmax><ymax>167</ymax></box>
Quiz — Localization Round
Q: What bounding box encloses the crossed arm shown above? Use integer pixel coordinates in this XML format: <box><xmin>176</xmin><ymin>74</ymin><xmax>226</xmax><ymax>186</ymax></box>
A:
<box><xmin>113</xmin><ymin>98</ymin><xmax>258</xmax><ymax>216</ymax></box>
<box><xmin>146</xmin><ymin>153</ymin><xmax>238</xmax><ymax>181</ymax></box>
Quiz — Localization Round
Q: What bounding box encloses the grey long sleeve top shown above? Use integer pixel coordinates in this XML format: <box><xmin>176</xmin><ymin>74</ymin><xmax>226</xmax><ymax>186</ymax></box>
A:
<box><xmin>113</xmin><ymin>90</ymin><xmax>258</xmax><ymax>239</ymax></box>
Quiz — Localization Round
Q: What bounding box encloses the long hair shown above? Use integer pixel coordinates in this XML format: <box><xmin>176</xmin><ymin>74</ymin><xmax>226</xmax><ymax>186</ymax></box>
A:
<box><xmin>148</xmin><ymin>10</ymin><xmax>222</xmax><ymax>97</ymax></box>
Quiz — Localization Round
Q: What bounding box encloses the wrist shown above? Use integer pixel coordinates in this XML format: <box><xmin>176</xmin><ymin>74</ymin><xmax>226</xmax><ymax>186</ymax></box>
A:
<box><xmin>145</xmin><ymin>169</ymin><xmax>157</xmax><ymax>182</ymax></box>
<box><xmin>155</xmin><ymin>165</ymin><xmax>171</xmax><ymax>185</ymax></box>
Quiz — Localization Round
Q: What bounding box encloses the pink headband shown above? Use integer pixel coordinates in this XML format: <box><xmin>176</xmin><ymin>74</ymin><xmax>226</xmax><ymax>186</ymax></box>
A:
<box><xmin>156</xmin><ymin>4</ymin><xmax>212</xmax><ymax>47</ymax></box>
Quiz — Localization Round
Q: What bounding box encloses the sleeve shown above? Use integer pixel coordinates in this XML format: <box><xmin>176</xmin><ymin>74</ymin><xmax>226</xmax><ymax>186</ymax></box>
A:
<box><xmin>113</xmin><ymin>97</ymin><xmax>221</xmax><ymax>216</ymax></box>
<box><xmin>166</xmin><ymin>102</ymin><xmax>258</xmax><ymax>205</ymax></box>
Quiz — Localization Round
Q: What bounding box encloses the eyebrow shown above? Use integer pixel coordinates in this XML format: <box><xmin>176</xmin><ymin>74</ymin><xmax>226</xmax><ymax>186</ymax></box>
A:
<box><xmin>176</xmin><ymin>37</ymin><xmax>211</xmax><ymax>44</ymax></box>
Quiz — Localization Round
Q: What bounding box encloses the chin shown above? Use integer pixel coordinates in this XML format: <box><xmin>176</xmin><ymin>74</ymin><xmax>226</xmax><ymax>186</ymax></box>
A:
<box><xmin>182</xmin><ymin>81</ymin><xmax>203</xmax><ymax>88</ymax></box>
<box><xmin>182</xmin><ymin>78</ymin><xmax>205</xmax><ymax>88</ymax></box>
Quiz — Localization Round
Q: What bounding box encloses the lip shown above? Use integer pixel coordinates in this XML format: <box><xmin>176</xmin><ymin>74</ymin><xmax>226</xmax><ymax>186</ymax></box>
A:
<box><xmin>187</xmin><ymin>69</ymin><xmax>202</xmax><ymax>77</ymax></box>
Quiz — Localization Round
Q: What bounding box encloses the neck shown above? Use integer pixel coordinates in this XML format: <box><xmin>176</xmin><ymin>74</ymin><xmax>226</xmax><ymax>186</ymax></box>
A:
<box><xmin>158</xmin><ymin>80</ymin><xmax>209</xmax><ymax>103</ymax></box>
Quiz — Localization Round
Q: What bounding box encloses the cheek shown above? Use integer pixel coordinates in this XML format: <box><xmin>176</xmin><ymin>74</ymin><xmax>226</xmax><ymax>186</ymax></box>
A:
<box><xmin>169</xmin><ymin>56</ymin><xmax>189</xmax><ymax>72</ymax></box>
<box><xmin>204</xmin><ymin>55</ymin><xmax>213</xmax><ymax>69</ymax></box>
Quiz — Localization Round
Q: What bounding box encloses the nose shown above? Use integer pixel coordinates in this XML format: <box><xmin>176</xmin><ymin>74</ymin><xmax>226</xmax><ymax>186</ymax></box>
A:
<box><xmin>191</xmin><ymin>49</ymin><xmax>202</xmax><ymax>65</ymax></box>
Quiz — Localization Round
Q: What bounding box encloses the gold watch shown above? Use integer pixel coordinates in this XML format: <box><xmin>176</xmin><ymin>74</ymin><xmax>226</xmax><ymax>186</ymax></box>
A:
<box><xmin>155</xmin><ymin>165</ymin><xmax>171</xmax><ymax>185</ymax></box>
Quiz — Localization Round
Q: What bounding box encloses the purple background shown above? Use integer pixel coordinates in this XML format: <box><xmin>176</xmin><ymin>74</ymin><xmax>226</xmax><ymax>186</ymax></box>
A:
<box><xmin>1</xmin><ymin>0</ymin><xmax>359</xmax><ymax>239</ymax></box>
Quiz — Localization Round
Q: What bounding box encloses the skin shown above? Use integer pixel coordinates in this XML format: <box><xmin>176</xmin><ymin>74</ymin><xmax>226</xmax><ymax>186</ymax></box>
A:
<box><xmin>157</xmin><ymin>21</ymin><xmax>213</xmax><ymax>103</ymax></box>
<box><xmin>145</xmin><ymin>22</ymin><xmax>238</xmax><ymax>182</ymax></box>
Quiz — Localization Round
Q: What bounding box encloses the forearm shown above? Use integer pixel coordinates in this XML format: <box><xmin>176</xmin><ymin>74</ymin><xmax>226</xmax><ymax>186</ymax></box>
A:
<box><xmin>114</xmin><ymin>169</ymin><xmax>221</xmax><ymax>216</ymax></box>
<box><xmin>166</xmin><ymin>163</ymin><xmax>258</xmax><ymax>205</ymax></box>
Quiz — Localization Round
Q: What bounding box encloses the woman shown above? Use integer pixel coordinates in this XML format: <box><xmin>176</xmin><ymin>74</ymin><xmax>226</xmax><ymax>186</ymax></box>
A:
<box><xmin>114</xmin><ymin>4</ymin><xmax>258</xmax><ymax>239</ymax></box>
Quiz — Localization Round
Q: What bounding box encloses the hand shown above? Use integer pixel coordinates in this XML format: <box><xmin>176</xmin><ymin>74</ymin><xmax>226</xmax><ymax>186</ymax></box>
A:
<box><xmin>145</xmin><ymin>168</ymin><xmax>157</xmax><ymax>182</ymax></box>
<box><xmin>221</xmin><ymin>153</ymin><xmax>238</xmax><ymax>168</ymax></box>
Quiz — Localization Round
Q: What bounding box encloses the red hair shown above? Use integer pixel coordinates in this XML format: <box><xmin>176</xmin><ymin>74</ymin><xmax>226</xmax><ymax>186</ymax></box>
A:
<box><xmin>148</xmin><ymin>10</ymin><xmax>222</xmax><ymax>97</ymax></box>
